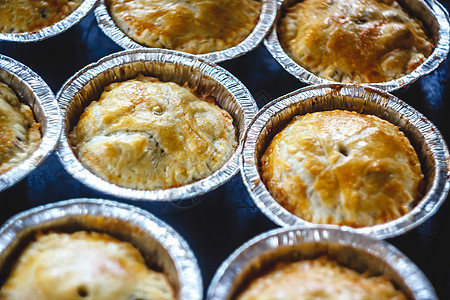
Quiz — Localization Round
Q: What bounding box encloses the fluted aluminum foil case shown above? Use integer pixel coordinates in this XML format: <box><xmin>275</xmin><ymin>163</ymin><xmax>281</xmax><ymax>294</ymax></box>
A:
<box><xmin>207</xmin><ymin>226</ymin><xmax>437</xmax><ymax>300</ymax></box>
<box><xmin>0</xmin><ymin>198</ymin><xmax>203</xmax><ymax>299</ymax></box>
<box><xmin>265</xmin><ymin>0</ymin><xmax>450</xmax><ymax>92</ymax></box>
<box><xmin>241</xmin><ymin>84</ymin><xmax>450</xmax><ymax>239</ymax></box>
<box><xmin>94</xmin><ymin>0</ymin><xmax>277</xmax><ymax>63</ymax></box>
<box><xmin>57</xmin><ymin>49</ymin><xmax>258</xmax><ymax>208</ymax></box>
<box><xmin>0</xmin><ymin>0</ymin><xmax>98</xmax><ymax>42</ymax></box>
<box><xmin>0</xmin><ymin>55</ymin><xmax>62</xmax><ymax>193</ymax></box>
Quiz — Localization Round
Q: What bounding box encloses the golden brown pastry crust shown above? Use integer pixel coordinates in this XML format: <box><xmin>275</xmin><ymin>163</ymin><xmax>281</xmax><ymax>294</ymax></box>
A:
<box><xmin>106</xmin><ymin>0</ymin><xmax>261</xmax><ymax>54</ymax></box>
<box><xmin>0</xmin><ymin>0</ymin><xmax>83</xmax><ymax>33</ymax></box>
<box><xmin>279</xmin><ymin>0</ymin><xmax>433</xmax><ymax>83</ymax></box>
<box><xmin>237</xmin><ymin>256</ymin><xmax>407</xmax><ymax>300</ymax></box>
<box><xmin>261</xmin><ymin>110</ymin><xmax>423</xmax><ymax>227</ymax></box>
<box><xmin>0</xmin><ymin>82</ymin><xmax>41</xmax><ymax>174</ymax></box>
<box><xmin>0</xmin><ymin>231</ymin><xmax>175</xmax><ymax>300</ymax></box>
<box><xmin>70</xmin><ymin>75</ymin><xmax>237</xmax><ymax>190</ymax></box>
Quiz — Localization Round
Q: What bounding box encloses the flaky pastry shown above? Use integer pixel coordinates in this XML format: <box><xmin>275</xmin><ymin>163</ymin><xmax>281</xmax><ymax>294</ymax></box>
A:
<box><xmin>237</xmin><ymin>256</ymin><xmax>407</xmax><ymax>300</ymax></box>
<box><xmin>0</xmin><ymin>0</ymin><xmax>83</xmax><ymax>33</ymax></box>
<box><xmin>0</xmin><ymin>82</ymin><xmax>41</xmax><ymax>174</ymax></box>
<box><xmin>0</xmin><ymin>231</ymin><xmax>175</xmax><ymax>300</ymax></box>
<box><xmin>279</xmin><ymin>0</ymin><xmax>433</xmax><ymax>83</ymax></box>
<box><xmin>261</xmin><ymin>110</ymin><xmax>423</xmax><ymax>227</ymax></box>
<box><xmin>70</xmin><ymin>75</ymin><xmax>237</xmax><ymax>190</ymax></box>
<box><xmin>106</xmin><ymin>0</ymin><xmax>261</xmax><ymax>54</ymax></box>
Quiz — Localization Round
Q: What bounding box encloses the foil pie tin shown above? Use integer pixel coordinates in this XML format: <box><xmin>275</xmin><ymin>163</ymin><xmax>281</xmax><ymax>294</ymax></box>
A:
<box><xmin>241</xmin><ymin>84</ymin><xmax>450</xmax><ymax>239</ymax></box>
<box><xmin>264</xmin><ymin>0</ymin><xmax>450</xmax><ymax>92</ymax></box>
<box><xmin>0</xmin><ymin>198</ymin><xmax>203</xmax><ymax>299</ymax></box>
<box><xmin>57</xmin><ymin>48</ymin><xmax>258</xmax><ymax>206</ymax></box>
<box><xmin>0</xmin><ymin>0</ymin><xmax>98</xmax><ymax>43</ymax></box>
<box><xmin>94</xmin><ymin>0</ymin><xmax>278</xmax><ymax>63</ymax></box>
<box><xmin>207</xmin><ymin>226</ymin><xmax>437</xmax><ymax>299</ymax></box>
<box><xmin>0</xmin><ymin>54</ymin><xmax>62</xmax><ymax>193</ymax></box>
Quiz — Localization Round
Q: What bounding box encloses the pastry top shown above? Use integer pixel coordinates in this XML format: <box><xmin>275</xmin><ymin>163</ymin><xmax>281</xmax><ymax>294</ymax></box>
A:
<box><xmin>106</xmin><ymin>0</ymin><xmax>261</xmax><ymax>54</ymax></box>
<box><xmin>0</xmin><ymin>231</ymin><xmax>175</xmax><ymax>300</ymax></box>
<box><xmin>0</xmin><ymin>82</ymin><xmax>41</xmax><ymax>174</ymax></box>
<box><xmin>237</xmin><ymin>256</ymin><xmax>407</xmax><ymax>300</ymax></box>
<box><xmin>261</xmin><ymin>110</ymin><xmax>423</xmax><ymax>227</ymax></box>
<box><xmin>279</xmin><ymin>0</ymin><xmax>433</xmax><ymax>83</ymax></box>
<box><xmin>0</xmin><ymin>0</ymin><xmax>83</xmax><ymax>33</ymax></box>
<box><xmin>70</xmin><ymin>75</ymin><xmax>237</xmax><ymax>190</ymax></box>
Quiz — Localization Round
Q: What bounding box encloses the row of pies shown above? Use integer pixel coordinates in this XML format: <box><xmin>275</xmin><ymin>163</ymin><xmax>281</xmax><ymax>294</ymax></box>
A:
<box><xmin>0</xmin><ymin>200</ymin><xmax>432</xmax><ymax>299</ymax></box>
<box><xmin>1</xmin><ymin>42</ymin><xmax>444</xmax><ymax>223</ymax></box>
<box><xmin>0</xmin><ymin>69</ymin><xmax>428</xmax><ymax>228</ymax></box>
<box><xmin>0</xmin><ymin>0</ymin><xmax>439</xmax><ymax>84</ymax></box>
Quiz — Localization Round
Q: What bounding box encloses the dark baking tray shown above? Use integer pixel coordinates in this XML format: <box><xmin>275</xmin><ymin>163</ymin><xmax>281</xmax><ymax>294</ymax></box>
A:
<box><xmin>1</xmin><ymin>2</ymin><xmax>450</xmax><ymax>298</ymax></box>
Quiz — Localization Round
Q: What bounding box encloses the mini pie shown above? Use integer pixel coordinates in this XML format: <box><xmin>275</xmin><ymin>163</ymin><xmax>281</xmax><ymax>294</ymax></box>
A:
<box><xmin>70</xmin><ymin>75</ymin><xmax>237</xmax><ymax>190</ymax></box>
<box><xmin>0</xmin><ymin>82</ymin><xmax>41</xmax><ymax>175</ymax></box>
<box><xmin>106</xmin><ymin>0</ymin><xmax>262</xmax><ymax>54</ymax></box>
<box><xmin>261</xmin><ymin>110</ymin><xmax>423</xmax><ymax>227</ymax></box>
<box><xmin>0</xmin><ymin>0</ymin><xmax>83</xmax><ymax>34</ymax></box>
<box><xmin>0</xmin><ymin>231</ymin><xmax>175</xmax><ymax>300</ymax></box>
<box><xmin>237</xmin><ymin>256</ymin><xmax>407</xmax><ymax>299</ymax></box>
<box><xmin>278</xmin><ymin>0</ymin><xmax>434</xmax><ymax>83</ymax></box>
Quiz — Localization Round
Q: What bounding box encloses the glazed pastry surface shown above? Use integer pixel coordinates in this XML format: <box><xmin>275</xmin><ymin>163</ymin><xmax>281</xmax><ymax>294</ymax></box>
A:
<box><xmin>0</xmin><ymin>231</ymin><xmax>175</xmax><ymax>300</ymax></box>
<box><xmin>70</xmin><ymin>75</ymin><xmax>237</xmax><ymax>190</ymax></box>
<box><xmin>0</xmin><ymin>0</ymin><xmax>83</xmax><ymax>33</ymax></box>
<box><xmin>261</xmin><ymin>110</ymin><xmax>423</xmax><ymax>227</ymax></box>
<box><xmin>279</xmin><ymin>0</ymin><xmax>433</xmax><ymax>83</ymax></box>
<box><xmin>106</xmin><ymin>0</ymin><xmax>261</xmax><ymax>54</ymax></box>
<box><xmin>237</xmin><ymin>256</ymin><xmax>407</xmax><ymax>300</ymax></box>
<box><xmin>0</xmin><ymin>82</ymin><xmax>41</xmax><ymax>174</ymax></box>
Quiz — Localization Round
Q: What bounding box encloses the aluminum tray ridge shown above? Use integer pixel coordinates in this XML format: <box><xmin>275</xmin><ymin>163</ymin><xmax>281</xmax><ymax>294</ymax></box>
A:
<box><xmin>0</xmin><ymin>54</ymin><xmax>62</xmax><ymax>192</ymax></box>
<box><xmin>207</xmin><ymin>226</ymin><xmax>437</xmax><ymax>299</ymax></box>
<box><xmin>241</xmin><ymin>84</ymin><xmax>450</xmax><ymax>239</ymax></box>
<box><xmin>57</xmin><ymin>49</ymin><xmax>258</xmax><ymax>205</ymax></box>
<box><xmin>0</xmin><ymin>198</ymin><xmax>203</xmax><ymax>299</ymax></box>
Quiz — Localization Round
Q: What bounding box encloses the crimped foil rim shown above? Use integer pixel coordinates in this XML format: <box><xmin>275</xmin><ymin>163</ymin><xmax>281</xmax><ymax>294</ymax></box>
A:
<box><xmin>207</xmin><ymin>226</ymin><xmax>437</xmax><ymax>300</ymax></box>
<box><xmin>264</xmin><ymin>0</ymin><xmax>450</xmax><ymax>92</ymax></box>
<box><xmin>0</xmin><ymin>54</ymin><xmax>62</xmax><ymax>193</ymax></box>
<box><xmin>0</xmin><ymin>0</ymin><xmax>98</xmax><ymax>42</ymax></box>
<box><xmin>94</xmin><ymin>0</ymin><xmax>277</xmax><ymax>63</ymax></box>
<box><xmin>57</xmin><ymin>48</ymin><xmax>258</xmax><ymax>202</ymax></box>
<box><xmin>240</xmin><ymin>84</ymin><xmax>450</xmax><ymax>239</ymax></box>
<box><xmin>0</xmin><ymin>198</ymin><xmax>203</xmax><ymax>299</ymax></box>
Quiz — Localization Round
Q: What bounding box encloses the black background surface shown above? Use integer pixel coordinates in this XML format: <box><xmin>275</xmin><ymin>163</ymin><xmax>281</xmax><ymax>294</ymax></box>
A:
<box><xmin>0</xmin><ymin>1</ymin><xmax>449</xmax><ymax>298</ymax></box>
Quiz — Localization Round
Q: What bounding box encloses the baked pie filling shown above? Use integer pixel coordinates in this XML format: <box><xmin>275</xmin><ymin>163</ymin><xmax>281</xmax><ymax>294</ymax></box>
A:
<box><xmin>106</xmin><ymin>0</ymin><xmax>261</xmax><ymax>54</ymax></box>
<box><xmin>237</xmin><ymin>256</ymin><xmax>407</xmax><ymax>300</ymax></box>
<box><xmin>0</xmin><ymin>82</ymin><xmax>41</xmax><ymax>174</ymax></box>
<box><xmin>279</xmin><ymin>0</ymin><xmax>433</xmax><ymax>83</ymax></box>
<box><xmin>70</xmin><ymin>75</ymin><xmax>237</xmax><ymax>190</ymax></box>
<box><xmin>0</xmin><ymin>0</ymin><xmax>83</xmax><ymax>33</ymax></box>
<box><xmin>261</xmin><ymin>110</ymin><xmax>423</xmax><ymax>227</ymax></box>
<box><xmin>0</xmin><ymin>231</ymin><xmax>176</xmax><ymax>300</ymax></box>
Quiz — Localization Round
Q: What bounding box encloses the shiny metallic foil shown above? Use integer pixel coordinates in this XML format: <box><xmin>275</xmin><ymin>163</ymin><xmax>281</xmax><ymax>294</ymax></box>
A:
<box><xmin>94</xmin><ymin>0</ymin><xmax>278</xmax><ymax>63</ymax></box>
<box><xmin>57</xmin><ymin>49</ymin><xmax>258</xmax><ymax>206</ymax></box>
<box><xmin>0</xmin><ymin>54</ymin><xmax>62</xmax><ymax>192</ymax></box>
<box><xmin>241</xmin><ymin>84</ymin><xmax>450</xmax><ymax>239</ymax></box>
<box><xmin>264</xmin><ymin>0</ymin><xmax>450</xmax><ymax>92</ymax></box>
<box><xmin>0</xmin><ymin>198</ymin><xmax>203</xmax><ymax>299</ymax></box>
<box><xmin>0</xmin><ymin>0</ymin><xmax>98</xmax><ymax>43</ymax></box>
<box><xmin>207</xmin><ymin>226</ymin><xmax>437</xmax><ymax>300</ymax></box>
